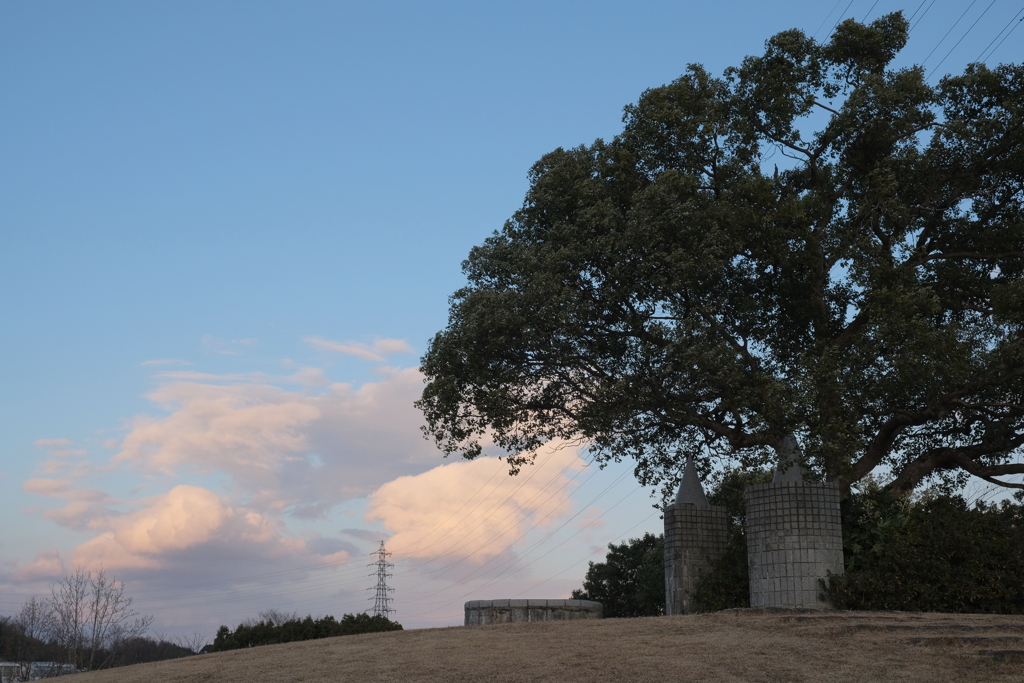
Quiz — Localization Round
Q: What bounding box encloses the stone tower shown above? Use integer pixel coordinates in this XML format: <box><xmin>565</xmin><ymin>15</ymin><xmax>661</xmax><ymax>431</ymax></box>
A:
<box><xmin>663</xmin><ymin>455</ymin><xmax>730</xmax><ymax>615</ymax></box>
<box><xmin>744</xmin><ymin>435</ymin><xmax>844</xmax><ymax>608</ymax></box>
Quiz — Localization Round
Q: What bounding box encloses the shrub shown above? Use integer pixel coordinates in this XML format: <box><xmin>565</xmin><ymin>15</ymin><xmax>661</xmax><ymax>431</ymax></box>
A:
<box><xmin>210</xmin><ymin>612</ymin><xmax>402</xmax><ymax>652</ymax></box>
<box><xmin>691</xmin><ymin>468</ymin><xmax>773</xmax><ymax>612</ymax></box>
<box><xmin>571</xmin><ymin>533</ymin><xmax>665</xmax><ymax>617</ymax></box>
<box><xmin>825</xmin><ymin>491</ymin><xmax>1024</xmax><ymax>613</ymax></box>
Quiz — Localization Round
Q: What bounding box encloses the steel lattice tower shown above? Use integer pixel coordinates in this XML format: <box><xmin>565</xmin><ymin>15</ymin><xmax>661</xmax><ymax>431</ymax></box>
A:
<box><xmin>368</xmin><ymin>541</ymin><xmax>395</xmax><ymax>618</ymax></box>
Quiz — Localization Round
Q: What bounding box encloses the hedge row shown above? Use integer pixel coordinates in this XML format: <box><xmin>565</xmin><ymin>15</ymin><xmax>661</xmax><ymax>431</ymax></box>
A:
<box><xmin>210</xmin><ymin>613</ymin><xmax>402</xmax><ymax>651</ymax></box>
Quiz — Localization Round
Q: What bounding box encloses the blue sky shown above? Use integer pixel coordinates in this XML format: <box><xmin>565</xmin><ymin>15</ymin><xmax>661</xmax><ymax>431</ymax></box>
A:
<box><xmin>2</xmin><ymin>1</ymin><xmax>1021</xmax><ymax>635</ymax></box>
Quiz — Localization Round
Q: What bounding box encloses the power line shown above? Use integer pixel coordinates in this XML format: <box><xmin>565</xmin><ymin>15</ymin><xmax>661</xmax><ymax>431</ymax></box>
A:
<box><xmin>135</xmin><ymin>458</ymin><xmax>593</xmax><ymax>611</ymax></box>
<box><xmin>392</xmin><ymin>454</ymin><xmax>597</xmax><ymax>577</ymax></box>
<box><xmin>911</xmin><ymin>0</ymin><xmax>939</xmax><ymax>32</ymax></box>
<box><xmin>384</xmin><ymin>450</ymin><xmax>587</xmax><ymax>574</ymax></box>
<box><xmin>977</xmin><ymin>8</ymin><xmax>1024</xmax><ymax>62</ymax></box>
<box><xmin>861</xmin><ymin>0</ymin><xmax>881</xmax><ymax>23</ymax></box>
<box><xmin>394</xmin><ymin>463</ymin><xmax>615</xmax><ymax>592</ymax></box>
<box><xmin>814</xmin><ymin>0</ymin><xmax>846</xmax><ymax>40</ymax></box>
<box><xmin>401</xmin><ymin>481</ymin><xmax>647</xmax><ymax>617</ymax></box>
<box><xmin>399</xmin><ymin>468</ymin><xmax>637</xmax><ymax>603</ymax></box>
<box><xmin>113</xmin><ymin>454</ymin><xmax>615</xmax><ymax>617</ymax></box>
<box><xmin>6</xmin><ymin>453</ymin><xmax>659</xmax><ymax>630</ymax></box>
<box><xmin>922</xmin><ymin>0</ymin><xmax>981</xmax><ymax>67</ymax></box>
<box><xmin>907</xmin><ymin>0</ymin><xmax>931</xmax><ymax>25</ymax></box>
<box><xmin>508</xmin><ymin>510</ymin><xmax>661</xmax><ymax>600</ymax></box>
<box><xmin>830</xmin><ymin>0</ymin><xmax>858</xmax><ymax>37</ymax></box>
<box><xmin>384</xmin><ymin>457</ymin><xmax>512</xmax><ymax>557</ymax></box>
<box><xmin>932</xmin><ymin>0</ymin><xmax>999</xmax><ymax>72</ymax></box>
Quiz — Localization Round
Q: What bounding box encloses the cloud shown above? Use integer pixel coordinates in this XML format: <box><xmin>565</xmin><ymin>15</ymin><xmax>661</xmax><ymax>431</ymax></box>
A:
<box><xmin>22</xmin><ymin>478</ymin><xmax>108</xmax><ymax>501</ymax></box>
<box><xmin>8</xmin><ymin>484</ymin><xmax>358</xmax><ymax>606</ymax></box>
<box><xmin>366</xmin><ymin>440</ymin><xmax>587</xmax><ymax>562</ymax></box>
<box><xmin>17</xmin><ymin>485</ymin><xmax>317</xmax><ymax>575</ymax></box>
<box><xmin>114</xmin><ymin>381</ymin><xmax>321</xmax><ymax>478</ymax></box>
<box><xmin>22</xmin><ymin>478</ymin><xmax>115</xmax><ymax>530</ymax></box>
<box><xmin>13</xmin><ymin>358</ymin><xmax>442</xmax><ymax>605</ymax></box>
<box><xmin>108</xmin><ymin>366</ymin><xmax>437</xmax><ymax>515</ymax></box>
<box><xmin>303</xmin><ymin>336</ymin><xmax>415</xmax><ymax>362</ymax></box>
<box><xmin>12</xmin><ymin>550</ymin><xmax>65</xmax><ymax>582</ymax></box>
<box><xmin>105</xmin><ymin>485</ymin><xmax>232</xmax><ymax>555</ymax></box>
<box><xmin>370</xmin><ymin>338</ymin><xmax>416</xmax><ymax>355</ymax></box>
<box><xmin>34</xmin><ymin>439</ymin><xmax>86</xmax><ymax>458</ymax></box>
<box><xmin>201</xmin><ymin>334</ymin><xmax>256</xmax><ymax>356</ymax></box>
<box><xmin>340</xmin><ymin>528</ymin><xmax>385</xmax><ymax>543</ymax></box>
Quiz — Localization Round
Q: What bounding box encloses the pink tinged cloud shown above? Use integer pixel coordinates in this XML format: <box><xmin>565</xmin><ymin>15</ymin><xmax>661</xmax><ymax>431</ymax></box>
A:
<box><xmin>365</xmin><ymin>440</ymin><xmax>587</xmax><ymax>562</ymax></box>
<box><xmin>34</xmin><ymin>438</ymin><xmax>86</xmax><ymax>458</ymax></box>
<box><xmin>107</xmin><ymin>485</ymin><xmax>229</xmax><ymax>554</ymax></box>
<box><xmin>114</xmin><ymin>382</ymin><xmax>320</xmax><ymax>476</ymax></box>
<box><xmin>303</xmin><ymin>336</ymin><xmax>415</xmax><ymax>362</ymax></box>
<box><xmin>12</xmin><ymin>550</ymin><xmax>65</xmax><ymax>582</ymax></box>
<box><xmin>65</xmin><ymin>485</ymin><xmax>302</xmax><ymax>572</ymax></box>
<box><xmin>22</xmin><ymin>478</ymin><xmax>115</xmax><ymax>530</ymax></box>
<box><xmin>22</xmin><ymin>478</ymin><xmax>108</xmax><ymax>501</ymax></box>
<box><xmin>106</xmin><ymin>366</ymin><xmax>438</xmax><ymax>513</ymax></box>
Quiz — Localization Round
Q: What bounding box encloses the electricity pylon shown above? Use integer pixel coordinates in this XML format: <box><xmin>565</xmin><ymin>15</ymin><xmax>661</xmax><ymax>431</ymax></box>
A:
<box><xmin>368</xmin><ymin>541</ymin><xmax>395</xmax><ymax>618</ymax></box>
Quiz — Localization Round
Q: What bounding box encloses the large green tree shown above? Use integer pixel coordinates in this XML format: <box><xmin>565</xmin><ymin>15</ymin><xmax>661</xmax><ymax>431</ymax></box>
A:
<box><xmin>418</xmin><ymin>13</ymin><xmax>1024</xmax><ymax>495</ymax></box>
<box><xmin>571</xmin><ymin>533</ymin><xmax>665</xmax><ymax>618</ymax></box>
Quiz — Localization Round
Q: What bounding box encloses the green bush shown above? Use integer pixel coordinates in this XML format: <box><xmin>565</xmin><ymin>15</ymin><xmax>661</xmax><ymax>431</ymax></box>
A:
<box><xmin>571</xmin><ymin>532</ymin><xmax>665</xmax><ymax>617</ymax></box>
<box><xmin>691</xmin><ymin>468</ymin><xmax>773</xmax><ymax>612</ymax></box>
<box><xmin>825</xmin><ymin>491</ymin><xmax>1024</xmax><ymax>613</ymax></box>
<box><xmin>210</xmin><ymin>612</ymin><xmax>402</xmax><ymax>652</ymax></box>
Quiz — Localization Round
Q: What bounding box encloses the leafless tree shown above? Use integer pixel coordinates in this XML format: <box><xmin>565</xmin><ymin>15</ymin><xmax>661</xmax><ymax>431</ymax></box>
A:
<box><xmin>49</xmin><ymin>568</ymin><xmax>89</xmax><ymax>668</ymax></box>
<box><xmin>13</xmin><ymin>596</ymin><xmax>52</xmax><ymax>677</ymax></box>
<box><xmin>257</xmin><ymin>608</ymin><xmax>298</xmax><ymax>627</ymax></box>
<box><xmin>46</xmin><ymin>567</ymin><xmax>152</xmax><ymax>671</ymax></box>
<box><xmin>174</xmin><ymin>631</ymin><xmax>209</xmax><ymax>655</ymax></box>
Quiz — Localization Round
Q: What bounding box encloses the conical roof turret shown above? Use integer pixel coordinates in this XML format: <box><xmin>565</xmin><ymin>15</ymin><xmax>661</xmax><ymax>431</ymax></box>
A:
<box><xmin>673</xmin><ymin>454</ymin><xmax>709</xmax><ymax>506</ymax></box>
<box><xmin>772</xmin><ymin>434</ymin><xmax>810</xmax><ymax>484</ymax></box>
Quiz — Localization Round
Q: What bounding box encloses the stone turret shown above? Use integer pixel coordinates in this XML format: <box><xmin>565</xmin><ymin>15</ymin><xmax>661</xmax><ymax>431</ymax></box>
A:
<box><xmin>663</xmin><ymin>455</ymin><xmax>729</xmax><ymax>615</ymax></box>
<box><xmin>744</xmin><ymin>435</ymin><xmax>844</xmax><ymax>608</ymax></box>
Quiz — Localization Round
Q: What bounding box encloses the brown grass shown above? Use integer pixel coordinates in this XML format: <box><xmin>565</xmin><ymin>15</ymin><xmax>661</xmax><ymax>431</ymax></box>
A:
<box><xmin>78</xmin><ymin>610</ymin><xmax>1024</xmax><ymax>682</ymax></box>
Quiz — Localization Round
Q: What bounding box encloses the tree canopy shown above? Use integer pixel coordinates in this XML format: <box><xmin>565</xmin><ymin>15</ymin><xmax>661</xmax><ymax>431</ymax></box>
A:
<box><xmin>418</xmin><ymin>13</ymin><xmax>1024</xmax><ymax>496</ymax></box>
<box><xmin>571</xmin><ymin>532</ymin><xmax>665</xmax><ymax>618</ymax></box>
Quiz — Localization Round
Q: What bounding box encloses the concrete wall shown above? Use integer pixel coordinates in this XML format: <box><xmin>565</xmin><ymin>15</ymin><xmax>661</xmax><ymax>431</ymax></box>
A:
<box><xmin>744</xmin><ymin>481</ymin><xmax>844</xmax><ymax>609</ymax></box>
<box><xmin>663</xmin><ymin>503</ymin><xmax>730</xmax><ymax>615</ymax></box>
<box><xmin>464</xmin><ymin>599</ymin><xmax>603</xmax><ymax>626</ymax></box>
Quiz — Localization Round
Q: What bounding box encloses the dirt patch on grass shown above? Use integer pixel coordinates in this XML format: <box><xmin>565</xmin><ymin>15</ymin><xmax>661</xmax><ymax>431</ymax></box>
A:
<box><xmin>77</xmin><ymin>610</ymin><xmax>1024</xmax><ymax>682</ymax></box>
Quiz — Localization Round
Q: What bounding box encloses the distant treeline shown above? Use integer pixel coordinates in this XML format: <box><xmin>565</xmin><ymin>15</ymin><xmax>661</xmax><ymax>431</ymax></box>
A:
<box><xmin>0</xmin><ymin>617</ymin><xmax>194</xmax><ymax>671</ymax></box>
<box><xmin>210</xmin><ymin>613</ymin><xmax>402</xmax><ymax>651</ymax></box>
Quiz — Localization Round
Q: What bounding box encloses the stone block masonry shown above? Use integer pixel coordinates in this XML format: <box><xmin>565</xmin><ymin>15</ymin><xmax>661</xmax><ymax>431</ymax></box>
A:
<box><xmin>663</xmin><ymin>502</ymin><xmax>730</xmax><ymax>615</ymax></box>
<box><xmin>464</xmin><ymin>599</ymin><xmax>603</xmax><ymax>626</ymax></box>
<box><xmin>744</xmin><ymin>481</ymin><xmax>844</xmax><ymax>609</ymax></box>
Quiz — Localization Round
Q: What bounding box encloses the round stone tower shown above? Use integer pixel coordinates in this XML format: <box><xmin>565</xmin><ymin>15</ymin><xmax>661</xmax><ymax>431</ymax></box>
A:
<box><xmin>744</xmin><ymin>435</ymin><xmax>844</xmax><ymax>609</ymax></box>
<box><xmin>663</xmin><ymin>455</ymin><xmax>730</xmax><ymax>615</ymax></box>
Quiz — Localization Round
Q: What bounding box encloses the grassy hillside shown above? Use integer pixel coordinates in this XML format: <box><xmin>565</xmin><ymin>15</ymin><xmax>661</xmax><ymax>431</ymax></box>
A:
<box><xmin>77</xmin><ymin>610</ymin><xmax>1024</xmax><ymax>683</ymax></box>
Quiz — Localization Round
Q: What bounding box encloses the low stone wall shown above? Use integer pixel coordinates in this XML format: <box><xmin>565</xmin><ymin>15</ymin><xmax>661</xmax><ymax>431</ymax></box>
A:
<box><xmin>464</xmin><ymin>599</ymin><xmax>603</xmax><ymax>626</ymax></box>
<box><xmin>744</xmin><ymin>481</ymin><xmax>844</xmax><ymax>609</ymax></box>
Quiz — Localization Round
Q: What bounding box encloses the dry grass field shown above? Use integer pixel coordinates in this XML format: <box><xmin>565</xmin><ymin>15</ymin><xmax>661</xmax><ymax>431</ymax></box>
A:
<box><xmin>77</xmin><ymin>609</ymin><xmax>1024</xmax><ymax>683</ymax></box>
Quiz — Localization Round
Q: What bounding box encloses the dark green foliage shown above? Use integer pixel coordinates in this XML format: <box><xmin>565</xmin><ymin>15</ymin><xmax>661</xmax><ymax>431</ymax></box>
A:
<box><xmin>707</xmin><ymin>469</ymin><xmax>775</xmax><ymax>528</ymax></box>
<box><xmin>571</xmin><ymin>532</ymin><xmax>665</xmax><ymax>617</ymax></box>
<box><xmin>691</xmin><ymin>469</ymin><xmax>773</xmax><ymax>611</ymax></box>
<box><xmin>418</xmin><ymin>11</ymin><xmax>1024</xmax><ymax>497</ymax></box>
<box><xmin>93</xmin><ymin>638</ymin><xmax>194</xmax><ymax>668</ymax></box>
<box><xmin>210</xmin><ymin>613</ymin><xmax>403</xmax><ymax>652</ymax></box>
<box><xmin>690</xmin><ymin>530</ymin><xmax>750</xmax><ymax>612</ymax></box>
<box><xmin>0</xmin><ymin>617</ymin><xmax>59</xmax><ymax>665</ymax></box>
<box><xmin>826</xmin><ymin>491</ymin><xmax>1024</xmax><ymax>613</ymax></box>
